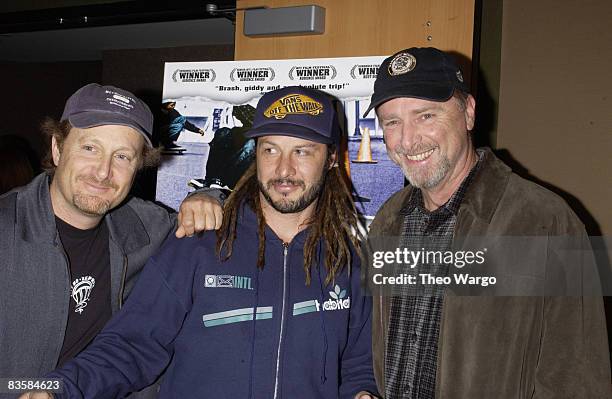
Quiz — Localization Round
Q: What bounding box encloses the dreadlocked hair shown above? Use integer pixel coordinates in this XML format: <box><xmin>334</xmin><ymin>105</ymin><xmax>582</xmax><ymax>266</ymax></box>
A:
<box><xmin>216</xmin><ymin>148</ymin><xmax>362</xmax><ymax>286</ymax></box>
<box><xmin>215</xmin><ymin>162</ymin><xmax>265</xmax><ymax>267</ymax></box>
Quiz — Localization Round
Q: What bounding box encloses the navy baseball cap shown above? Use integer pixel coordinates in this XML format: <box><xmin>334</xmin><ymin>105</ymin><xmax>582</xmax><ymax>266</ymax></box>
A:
<box><xmin>364</xmin><ymin>47</ymin><xmax>469</xmax><ymax>117</ymax></box>
<box><xmin>245</xmin><ymin>86</ymin><xmax>339</xmax><ymax>144</ymax></box>
<box><xmin>61</xmin><ymin>83</ymin><xmax>154</xmax><ymax>147</ymax></box>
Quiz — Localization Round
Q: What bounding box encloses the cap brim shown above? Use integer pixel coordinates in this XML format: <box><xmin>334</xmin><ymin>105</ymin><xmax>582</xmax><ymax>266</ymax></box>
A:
<box><xmin>244</xmin><ymin>122</ymin><xmax>334</xmax><ymax>144</ymax></box>
<box><xmin>69</xmin><ymin>112</ymin><xmax>153</xmax><ymax>147</ymax></box>
<box><xmin>362</xmin><ymin>84</ymin><xmax>455</xmax><ymax>118</ymax></box>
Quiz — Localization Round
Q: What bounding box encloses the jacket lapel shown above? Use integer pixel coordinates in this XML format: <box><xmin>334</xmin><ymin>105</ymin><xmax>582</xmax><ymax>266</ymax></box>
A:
<box><xmin>455</xmin><ymin>148</ymin><xmax>512</xmax><ymax>236</ymax></box>
<box><xmin>105</xmin><ymin>200</ymin><xmax>151</xmax><ymax>254</ymax></box>
<box><xmin>17</xmin><ymin>173</ymin><xmax>60</xmax><ymax>245</ymax></box>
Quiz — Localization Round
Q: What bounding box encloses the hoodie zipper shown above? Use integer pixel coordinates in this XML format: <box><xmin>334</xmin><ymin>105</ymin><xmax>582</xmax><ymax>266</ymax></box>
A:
<box><xmin>273</xmin><ymin>242</ymin><xmax>289</xmax><ymax>399</ymax></box>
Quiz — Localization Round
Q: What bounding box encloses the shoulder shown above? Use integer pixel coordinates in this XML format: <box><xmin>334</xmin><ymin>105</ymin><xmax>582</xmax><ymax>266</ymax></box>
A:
<box><xmin>506</xmin><ymin>173</ymin><xmax>568</xmax><ymax>207</ymax></box>
<box><xmin>379</xmin><ymin>185</ymin><xmax>412</xmax><ymax>212</ymax></box>
<box><xmin>0</xmin><ymin>190</ymin><xmax>18</xmax><ymax>214</ymax></box>
<box><xmin>108</xmin><ymin>196</ymin><xmax>176</xmax><ymax>250</ymax></box>
<box><xmin>153</xmin><ymin>232</ymin><xmax>206</xmax><ymax>262</ymax></box>
<box><xmin>124</xmin><ymin>196</ymin><xmax>175</xmax><ymax>223</ymax></box>
<box><xmin>0</xmin><ymin>174</ymin><xmax>40</xmax><ymax>214</ymax></box>
<box><xmin>498</xmin><ymin>172</ymin><xmax>584</xmax><ymax>234</ymax></box>
<box><xmin>150</xmin><ymin>231</ymin><xmax>219</xmax><ymax>280</ymax></box>
<box><xmin>120</xmin><ymin>196</ymin><xmax>176</xmax><ymax>234</ymax></box>
<box><xmin>0</xmin><ymin>184</ymin><xmax>27</xmax><ymax>229</ymax></box>
<box><xmin>0</xmin><ymin>191</ymin><xmax>18</xmax><ymax>246</ymax></box>
<box><xmin>467</xmin><ymin>150</ymin><xmax>585</xmax><ymax>235</ymax></box>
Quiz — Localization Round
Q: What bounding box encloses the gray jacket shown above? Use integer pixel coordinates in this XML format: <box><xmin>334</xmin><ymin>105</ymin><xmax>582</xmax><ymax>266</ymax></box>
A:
<box><xmin>0</xmin><ymin>173</ymin><xmax>176</xmax><ymax>397</ymax></box>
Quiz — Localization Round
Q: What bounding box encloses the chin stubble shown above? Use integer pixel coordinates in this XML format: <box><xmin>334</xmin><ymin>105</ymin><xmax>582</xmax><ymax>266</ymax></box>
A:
<box><xmin>398</xmin><ymin>148</ymin><xmax>451</xmax><ymax>189</ymax></box>
<box><xmin>72</xmin><ymin>194</ymin><xmax>111</xmax><ymax>216</ymax></box>
<box><xmin>258</xmin><ymin>175</ymin><xmax>325</xmax><ymax>214</ymax></box>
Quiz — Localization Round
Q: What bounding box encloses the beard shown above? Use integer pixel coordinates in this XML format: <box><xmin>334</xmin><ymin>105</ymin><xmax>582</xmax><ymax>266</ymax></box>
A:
<box><xmin>395</xmin><ymin>146</ymin><xmax>451</xmax><ymax>189</ymax></box>
<box><xmin>72</xmin><ymin>176</ymin><xmax>117</xmax><ymax>216</ymax></box>
<box><xmin>72</xmin><ymin>194</ymin><xmax>111</xmax><ymax>216</ymax></box>
<box><xmin>258</xmin><ymin>175</ymin><xmax>326</xmax><ymax>214</ymax></box>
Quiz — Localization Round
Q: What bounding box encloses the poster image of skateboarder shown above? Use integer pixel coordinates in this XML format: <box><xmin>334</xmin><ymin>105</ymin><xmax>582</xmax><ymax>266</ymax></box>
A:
<box><xmin>189</xmin><ymin>104</ymin><xmax>256</xmax><ymax>192</ymax></box>
<box><xmin>159</xmin><ymin>101</ymin><xmax>212</xmax><ymax>152</ymax></box>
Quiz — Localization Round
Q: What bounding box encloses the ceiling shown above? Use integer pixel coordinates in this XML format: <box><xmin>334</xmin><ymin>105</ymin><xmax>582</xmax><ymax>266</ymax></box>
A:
<box><xmin>0</xmin><ymin>1</ymin><xmax>236</xmax><ymax>62</ymax></box>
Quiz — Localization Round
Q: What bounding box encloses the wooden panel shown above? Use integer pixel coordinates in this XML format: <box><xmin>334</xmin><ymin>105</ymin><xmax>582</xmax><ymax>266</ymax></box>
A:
<box><xmin>235</xmin><ymin>0</ymin><xmax>475</xmax><ymax>81</ymax></box>
<box><xmin>496</xmin><ymin>0</ymin><xmax>612</xmax><ymax>235</ymax></box>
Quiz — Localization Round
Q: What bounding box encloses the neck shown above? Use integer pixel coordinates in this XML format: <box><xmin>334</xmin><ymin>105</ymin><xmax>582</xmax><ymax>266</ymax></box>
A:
<box><xmin>49</xmin><ymin>180</ymin><xmax>103</xmax><ymax>230</ymax></box>
<box><xmin>421</xmin><ymin>148</ymin><xmax>478</xmax><ymax>211</ymax></box>
<box><xmin>259</xmin><ymin>193</ymin><xmax>316</xmax><ymax>244</ymax></box>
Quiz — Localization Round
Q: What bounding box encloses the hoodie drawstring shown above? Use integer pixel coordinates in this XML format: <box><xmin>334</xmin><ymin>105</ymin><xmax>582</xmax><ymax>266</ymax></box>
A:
<box><xmin>316</xmin><ymin>242</ymin><xmax>328</xmax><ymax>384</ymax></box>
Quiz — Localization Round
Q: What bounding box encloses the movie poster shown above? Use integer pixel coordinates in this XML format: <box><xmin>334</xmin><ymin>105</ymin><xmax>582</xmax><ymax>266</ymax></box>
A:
<box><xmin>155</xmin><ymin>56</ymin><xmax>404</xmax><ymax>219</ymax></box>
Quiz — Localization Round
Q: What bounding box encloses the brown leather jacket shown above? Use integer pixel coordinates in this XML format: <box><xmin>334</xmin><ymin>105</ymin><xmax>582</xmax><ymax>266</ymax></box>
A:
<box><xmin>367</xmin><ymin>148</ymin><xmax>611</xmax><ymax>398</ymax></box>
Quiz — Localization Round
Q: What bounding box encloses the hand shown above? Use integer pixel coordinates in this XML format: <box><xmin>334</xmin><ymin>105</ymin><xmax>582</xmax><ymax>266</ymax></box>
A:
<box><xmin>354</xmin><ymin>391</ymin><xmax>376</xmax><ymax>399</ymax></box>
<box><xmin>18</xmin><ymin>392</ymin><xmax>53</xmax><ymax>399</ymax></box>
<box><xmin>198</xmin><ymin>129</ymin><xmax>205</xmax><ymax>136</ymax></box>
<box><xmin>176</xmin><ymin>192</ymin><xmax>223</xmax><ymax>237</ymax></box>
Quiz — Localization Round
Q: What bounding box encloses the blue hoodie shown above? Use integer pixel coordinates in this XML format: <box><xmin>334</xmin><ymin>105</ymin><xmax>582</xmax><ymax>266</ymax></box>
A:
<box><xmin>48</xmin><ymin>206</ymin><xmax>377</xmax><ymax>398</ymax></box>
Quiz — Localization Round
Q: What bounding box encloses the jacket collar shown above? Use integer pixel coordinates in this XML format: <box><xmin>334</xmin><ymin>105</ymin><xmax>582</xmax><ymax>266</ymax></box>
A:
<box><xmin>105</xmin><ymin>202</ymin><xmax>151</xmax><ymax>254</ymax></box>
<box><xmin>17</xmin><ymin>173</ymin><xmax>58</xmax><ymax>245</ymax></box>
<box><xmin>458</xmin><ymin>147</ymin><xmax>512</xmax><ymax>225</ymax></box>
<box><xmin>17</xmin><ymin>172</ymin><xmax>150</xmax><ymax>253</ymax></box>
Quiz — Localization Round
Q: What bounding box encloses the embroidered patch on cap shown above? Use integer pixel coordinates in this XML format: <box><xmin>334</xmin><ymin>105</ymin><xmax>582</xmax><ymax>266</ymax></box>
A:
<box><xmin>456</xmin><ymin>70</ymin><xmax>464</xmax><ymax>83</ymax></box>
<box><xmin>388</xmin><ymin>52</ymin><xmax>417</xmax><ymax>76</ymax></box>
<box><xmin>263</xmin><ymin>93</ymin><xmax>324</xmax><ymax>120</ymax></box>
<box><xmin>102</xmin><ymin>89</ymin><xmax>136</xmax><ymax>111</ymax></box>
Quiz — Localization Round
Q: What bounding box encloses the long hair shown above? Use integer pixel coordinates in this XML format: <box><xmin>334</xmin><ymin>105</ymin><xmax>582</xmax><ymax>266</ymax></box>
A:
<box><xmin>216</xmin><ymin>147</ymin><xmax>362</xmax><ymax>286</ymax></box>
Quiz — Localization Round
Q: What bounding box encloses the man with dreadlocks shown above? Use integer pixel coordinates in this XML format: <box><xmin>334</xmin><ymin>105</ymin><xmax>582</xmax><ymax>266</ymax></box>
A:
<box><xmin>27</xmin><ymin>87</ymin><xmax>379</xmax><ymax>399</ymax></box>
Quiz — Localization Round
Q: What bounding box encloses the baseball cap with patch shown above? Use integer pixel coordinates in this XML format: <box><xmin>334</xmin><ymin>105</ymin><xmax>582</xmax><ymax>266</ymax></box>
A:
<box><xmin>245</xmin><ymin>86</ymin><xmax>339</xmax><ymax>144</ymax></box>
<box><xmin>363</xmin><ymin>47</ymin><xmax>468</xmax><ymax>117</ymax></box>
<box><xmin>61</xmin><ymin>83</ymin><xmax>154</xmax><ymax>147</ymax></box>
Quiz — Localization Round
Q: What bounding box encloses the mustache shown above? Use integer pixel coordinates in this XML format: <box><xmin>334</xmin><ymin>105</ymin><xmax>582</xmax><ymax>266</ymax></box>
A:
<box><xmin>266</xmin><ymin>178</ymin><xmax>305</xmax><ymax>189</ymax></box>
<box><xmin>78</xmin><ymin>175</ymin><xmax>118</xmax><ymax>190</ymax></box>
<box><xmin>394</xmin><ymin>144</ymin><xmax>437</xmax><ymax>157</ymax></box>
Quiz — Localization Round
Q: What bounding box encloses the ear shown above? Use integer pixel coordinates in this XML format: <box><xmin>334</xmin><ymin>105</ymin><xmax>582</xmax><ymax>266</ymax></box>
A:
<box><xmin>51</xmin><ymin>135</ymin><xmax>61</xmax><ymax>167</ymax></box>
<box><xmin>465</xmin><ymin>94</ymin><xmax>476</xmax><ymax>131</ymax></box>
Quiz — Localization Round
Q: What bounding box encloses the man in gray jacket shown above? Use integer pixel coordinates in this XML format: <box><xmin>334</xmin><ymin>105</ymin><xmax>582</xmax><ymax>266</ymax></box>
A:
<box><xmin>0</xmin><ymin>83</ymin><xmax>222</xmax><ymax>398</ymax></box>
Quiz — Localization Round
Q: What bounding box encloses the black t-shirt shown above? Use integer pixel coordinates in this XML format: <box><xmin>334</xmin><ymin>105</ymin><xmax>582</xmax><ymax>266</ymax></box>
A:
<box><xmin>56</xmin><ymin>216</ymin><xmax>112</xmax><ymax>367</ymax></box>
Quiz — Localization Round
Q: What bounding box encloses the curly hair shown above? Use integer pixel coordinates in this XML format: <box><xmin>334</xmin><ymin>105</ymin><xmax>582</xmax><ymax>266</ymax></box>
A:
<box><xmin>40</xmin><ymin>117</ymin><xmax>161</xmax><ymax>173</ymax></box>
<box><xmin>216</xmin><ymin>146</ymin><xmax>362</xmax><ymax>286</ymax></box>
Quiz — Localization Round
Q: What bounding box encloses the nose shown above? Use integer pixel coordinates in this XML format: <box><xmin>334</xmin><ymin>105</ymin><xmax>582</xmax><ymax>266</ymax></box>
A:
<box><xmin>95</xmin><ymin>153</ymin><xmax>113</xmax><ymax>181</ymax></box>
<box><xmin>399</xmin><ymin>121</ymin><xmax>419</xmax><ymax>151</ymax></box>
<box><xmin>275</xmin><ymin>152</ymin><xmax>296</xmax><ymax>178</ymax></box>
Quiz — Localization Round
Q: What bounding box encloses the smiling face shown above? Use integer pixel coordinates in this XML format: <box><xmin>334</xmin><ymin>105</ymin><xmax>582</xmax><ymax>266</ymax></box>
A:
<box><xmin>49</xmin><ymin>124</ymin><xmax>144</xmax><ymax>227</ymax></box>
<box><xmin>256</xmin><ymin>135</ymin><xmax>333</xmax><ymax>215</ymax></box>
<box><xmin>377</xmin><ymin>93</ymin><xmax>476</xmax><ymax>192</ymax></box>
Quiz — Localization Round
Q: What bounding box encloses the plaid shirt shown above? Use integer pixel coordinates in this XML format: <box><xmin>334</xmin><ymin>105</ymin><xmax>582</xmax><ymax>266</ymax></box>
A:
<box><xmin>385</xmin><ymin>153</ymin><xmax>482</xmax><ymax>399</ymax></box>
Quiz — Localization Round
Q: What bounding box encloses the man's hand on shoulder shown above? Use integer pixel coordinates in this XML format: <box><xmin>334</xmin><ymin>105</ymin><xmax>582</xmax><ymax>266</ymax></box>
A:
<box><xmin>176</xmin><ymin>192</ymin><xmax>224</xmax><ymax>237</ymax></box>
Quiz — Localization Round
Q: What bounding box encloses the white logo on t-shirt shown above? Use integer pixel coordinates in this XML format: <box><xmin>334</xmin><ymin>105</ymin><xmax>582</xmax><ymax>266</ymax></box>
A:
<box><xmin>71</xmin><ymin>276</ymin><xmax>95</xmax><ymax>314</ymax></box>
